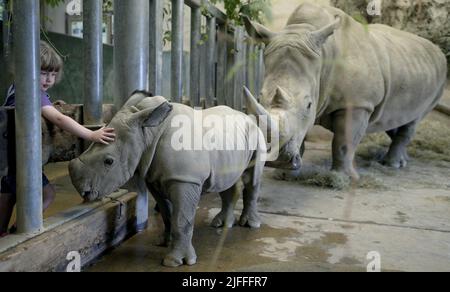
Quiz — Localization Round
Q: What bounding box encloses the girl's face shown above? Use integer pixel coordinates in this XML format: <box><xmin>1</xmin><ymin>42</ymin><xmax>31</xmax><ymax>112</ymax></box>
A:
<box><xmin>40</xmin><ymin>70</ymin><xmax>58</xmax><ymax>92</ymax></box>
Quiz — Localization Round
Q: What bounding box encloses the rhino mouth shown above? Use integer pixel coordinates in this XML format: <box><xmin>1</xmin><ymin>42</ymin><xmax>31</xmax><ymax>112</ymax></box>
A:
<box><xmin>82</xmin><ymin>190</ymin><xmax>100</xmax><ymax>202</ymax></box>
<box><xmin>266</xmin><ymin>151</ymin><xmax>302</xmax><ymax>170</ymax></box>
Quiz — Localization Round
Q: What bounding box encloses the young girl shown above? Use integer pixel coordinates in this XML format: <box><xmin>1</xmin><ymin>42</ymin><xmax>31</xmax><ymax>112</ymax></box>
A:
<box><xmin>0</xmin><ymin>41</ymin><xmax>115</xmax><ymax>237</ymax></box>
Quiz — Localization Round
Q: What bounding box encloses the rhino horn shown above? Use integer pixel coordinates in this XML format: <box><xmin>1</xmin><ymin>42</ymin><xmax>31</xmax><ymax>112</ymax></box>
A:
<box><xmin>272</xmin><ymin>86</ymin><xmax>291</xmax><ymax>109</ymax></box>
<box><xmin>244</xmin><ymin>86</ymin><xmax>268</xmax><ymax>117</ymax></box>
<box><xmin>243</xmin><ymin>86</ymin><xmax>278</xmax><ymax>144</ymax></box>
<box><xmin>309</xmin><ymin>16</ymin><xmax>341</xmax><ymax>51</ymax></box>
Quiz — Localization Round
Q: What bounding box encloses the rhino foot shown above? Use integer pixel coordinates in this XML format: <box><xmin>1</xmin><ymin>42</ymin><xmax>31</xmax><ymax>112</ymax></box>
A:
<box><xmin>382</xmin><ymin>153</ymin><xmax>408</xmax><ymax>168</ymax></box>
<box><xmin>239</xmin><ymin>210</ymin><xmax>261</xmax><ymax>229</ymax></box>
<box><xmin>211</xmin><ymin>211</ymin><xmax>235</xmax><ymax>228</ymax></box>
<box><xmin>331</xmin><ymin>165</ymin><xmax>360</xmax><ymax>181</ymax></box>
<box><xmin>162</xmin><ymin>247</ymin><xmax>197</xmax><ymax>267</ymax></box>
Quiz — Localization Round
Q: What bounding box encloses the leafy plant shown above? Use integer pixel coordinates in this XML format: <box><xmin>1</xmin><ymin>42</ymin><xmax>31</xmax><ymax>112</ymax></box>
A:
<box><xmin>210</xmin><ymin>0</ymin><xmax>271</xmax><ymax>25</ymax></box>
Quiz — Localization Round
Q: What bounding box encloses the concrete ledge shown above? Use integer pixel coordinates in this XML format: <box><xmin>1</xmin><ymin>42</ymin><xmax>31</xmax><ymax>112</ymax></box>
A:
<box><xmin>0</xmin><ymin>190</ymin><xmax>139</xmax><ymax>272</ymax></box>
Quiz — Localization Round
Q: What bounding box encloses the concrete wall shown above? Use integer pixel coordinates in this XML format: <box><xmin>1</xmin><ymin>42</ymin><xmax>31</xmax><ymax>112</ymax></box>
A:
<box><xmin>42</xmin><ymin>0</ymin><xmax>70</xmax><ymax>34</ymax></box>
<box><xmin>44</xmin><ymin>33</ymin><xmax>115</xmax><ymax>104</ymax></box>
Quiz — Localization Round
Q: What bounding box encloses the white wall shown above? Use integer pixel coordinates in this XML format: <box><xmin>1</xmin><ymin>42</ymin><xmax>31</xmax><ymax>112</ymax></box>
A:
<box><xmin>43</xmin><ymin>0</ymin><xmax>72</xmax><ymax>35</ymax></box>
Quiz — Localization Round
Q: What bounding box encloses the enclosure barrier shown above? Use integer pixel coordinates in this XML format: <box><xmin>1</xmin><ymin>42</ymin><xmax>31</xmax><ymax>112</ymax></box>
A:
<box><xmin>169</xmin><ymin>0</ymin><xmax>264</xmax><ymax>108</ymax></box>
<box><xmin>13</xmin><ymin>0</ymin><xmax>43</xmax><ymax>235</ymax></box>
<box><xmin>83</xmin><ymin>0</ymin><xmax>103</xmax><ymax>125</ymax></box>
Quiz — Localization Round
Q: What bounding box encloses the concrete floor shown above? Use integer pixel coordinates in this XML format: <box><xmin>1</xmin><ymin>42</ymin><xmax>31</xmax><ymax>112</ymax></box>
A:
<box><xmin>82</xmin><ymin>166</ymin><xmax>450</xmax><ymax>272</ymax></box>
<box><xmin>34</xmin><ymin>107</ymin><xmax>450</xmax><ymax>272</ymax></box>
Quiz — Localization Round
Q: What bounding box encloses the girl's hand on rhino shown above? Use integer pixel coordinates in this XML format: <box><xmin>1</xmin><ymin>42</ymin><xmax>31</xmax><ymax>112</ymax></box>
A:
<box><xmin>91</xmin><ymin>127</ymin><xmax>116</xmax><ymax>145</ymax></box>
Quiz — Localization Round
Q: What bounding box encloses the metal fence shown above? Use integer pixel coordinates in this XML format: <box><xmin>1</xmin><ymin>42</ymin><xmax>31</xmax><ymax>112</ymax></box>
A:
<box><xmin>159</xmin><ymin>0</ymin><xmax>264</xmax><ymax>110</ymax></box>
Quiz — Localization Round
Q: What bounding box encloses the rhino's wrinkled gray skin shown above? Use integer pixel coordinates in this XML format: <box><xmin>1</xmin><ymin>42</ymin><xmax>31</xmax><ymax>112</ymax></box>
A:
<box><xmin>244</xmin><ymin>3</ymin><xmax>447</xmax><ymax>179</ymax></box>
<box><xmin>69</xmin><ymin>92</ymin><xmax>266</xmax><ymax>267</ymax></box>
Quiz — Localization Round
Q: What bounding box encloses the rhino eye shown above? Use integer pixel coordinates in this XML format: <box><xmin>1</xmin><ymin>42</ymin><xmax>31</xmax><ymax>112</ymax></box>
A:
<box><xmin>307</xmin><ymin>102</ymin><xmax>312</xmax><ymax>110</ymax></box>
<box><xmin>104</xmin><ymin>158</ymin><xmax>114</xmax><ymax>166</ymax></box>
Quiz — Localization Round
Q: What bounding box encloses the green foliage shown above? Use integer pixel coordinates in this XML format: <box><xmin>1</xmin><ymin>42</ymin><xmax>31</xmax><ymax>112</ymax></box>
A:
<box><xmin>103</xmin><ymin>0</ymin><xmax>113</xmax><ymax>14</ymax></box>
<box><xmin>210</xmin><ymin>0</ymin><xmax>271</xmax><ymax>25</ymax></box>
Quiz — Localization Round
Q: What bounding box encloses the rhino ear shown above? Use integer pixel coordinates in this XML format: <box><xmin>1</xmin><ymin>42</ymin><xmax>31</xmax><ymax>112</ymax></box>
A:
<box><xmin>130</xmin><ymin>101</ymin><xmax>173</xmax><ymax>128</ymax></box>
<box><xmin>243</xmin><ymin>16</ymin><xmax>276</xmax><ymax>44</ymax></box>
<box><xmin>309</xmin><ymin>16</ymin><xmax>340</xmax><ymax>52</ymax></box>
<box><xmin>124</xmin><ymin>90</ymin><xmax>149</xmax><ymax>107</ymax></box>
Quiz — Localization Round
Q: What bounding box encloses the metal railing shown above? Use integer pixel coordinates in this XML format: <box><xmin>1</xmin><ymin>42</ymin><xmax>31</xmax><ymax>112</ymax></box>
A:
<box><xmin>114</xmin><ymin>0</ymin><xmax>265</xmax><ymax>110</ymax></box>
<box><xmin>167</xmin><ymin>0</ymin><xmax>265</xmax><ymax>110</ymax></box>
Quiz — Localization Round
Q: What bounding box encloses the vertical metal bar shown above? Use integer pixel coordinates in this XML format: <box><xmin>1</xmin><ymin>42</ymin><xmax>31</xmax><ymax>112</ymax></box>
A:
<box><xmin>14</xmin><ymin>0</ymin><xmax>42</xmax><ymax>234</ymax></box>
<box><xmin>1</xmin><ymin>0</ymin><xmax>6</xmax><ymax>93</ymax></box>
<box><xmin>240</xmin><ymin>31</ymin><xmax>246</xmax><ymax>111</ymax></box>
<box><xmin>134</xmin><ymin>177</ymin><xmax>148</xmax><ymax>232</ymax></box>
<box><xmin>245</xmin><ymin>37</ymin><xmax>255</xmax><ymax>93</ymax></box>
<box><xmin>233</xmin><ymin>26</ymin><xmax>244</xmax><ymax>111</ymax></box>
<box><xmin>253</xmin><ymin>44</ymin><xmax>259</xmax><ymax>96</ymax></box>
<box><xmin>171</xmin><ymin>0</ymin><xmax>183</xmax><ymax>102</ymax></box>
<box><xmin>2</xmin><ymin>0</ymin><xmax>8</xmax><ymax>50</ymax></box>
<box><xmin>205</xmin><ymin>16</ymin><xmax>216</xmax><ymax>108</ymax></box>
<box><xmin>2</xmin><ymin>0</ymin><xmax>11</xmax><ymax>76</ymax></box>
<box><xmin>255</xmin><ymin>44</ymin><xmax>264</xmax><ymax>100</ymax></box>
<box><xmin>260</xmin><ymin>45</ymin><xmax>265</xmax><ymax>99</ymax></box>
<box><xmin>113</xmin><ymin>0</ymin><xmax>150</xmax><ymax>231</ymax></box>
<box><xmin>225</xmin><ymin>28</ymin><xmax>235</xmax><ymax>108</ymax></box>
<box><xmin>216</xmin><ymin>23</ymin><xmax>227</xmax><ymax>106</ymax></box>
<box><xmin>254</xmin><ymin>45</ymin><xmax>259</xmax><ymax>96</ymax></box>
<box><xmin>83</xmin><ymin>0</ymin><xmax>103</xmax><ymax>125</ymax></box>
<box><xmin>1</xmin><ymin>0</ymin><xmax>7</xmax><ymax>50</ymax></box>
<box><xmin>190</xmin><ymin>6</ymin><xmax>201</xmax><ymax>107</ymax></box>
<box><xmin>113</xmin><ymin>0</ymin><xmax>150</xmax><ymax>107</ymax></box>
<box><xmin>149</xmin><ymin>0</ymin><xmax>163</xmax><ymax>96</ymax></box>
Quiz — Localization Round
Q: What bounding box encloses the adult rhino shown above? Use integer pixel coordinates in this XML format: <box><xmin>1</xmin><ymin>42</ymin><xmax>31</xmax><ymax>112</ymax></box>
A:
<box><xmin>69</xmin><ymin>91</ymin><xmax>266</xmax><ymax>267</ymax></box>
<box><xmin>244</xmin><ymin>2</ymin><xmax>447</xmax><ymax>179</ymax></box>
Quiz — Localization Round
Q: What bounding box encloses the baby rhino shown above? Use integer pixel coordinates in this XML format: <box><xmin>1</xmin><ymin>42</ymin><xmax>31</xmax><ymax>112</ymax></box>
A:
<box><xmin>69</xmin><ymin>91</ymin><xmax>266</xmax><ymax>267</ymax></box>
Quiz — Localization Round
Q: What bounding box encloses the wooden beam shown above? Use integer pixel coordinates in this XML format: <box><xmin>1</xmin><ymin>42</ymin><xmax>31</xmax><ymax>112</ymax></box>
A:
<box><xmin>0</xmin><ymin>190</ymin><xmax>138</xmax><ymax>272</ymax></box>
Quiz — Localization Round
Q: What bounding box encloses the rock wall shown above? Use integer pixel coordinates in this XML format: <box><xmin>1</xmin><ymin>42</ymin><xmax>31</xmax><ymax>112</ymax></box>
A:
<box><xmin>331</xmin><ymin>0</ymin><xmax>450</xmax><ymax>70</ymax></box>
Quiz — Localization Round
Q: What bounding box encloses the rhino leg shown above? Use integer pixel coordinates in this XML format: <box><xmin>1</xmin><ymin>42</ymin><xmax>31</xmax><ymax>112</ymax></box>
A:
<box><xmin>382</xmin><ymin>120</ymin><xmax>418</xmax><ymax>168</ymax></box>
<box><xmin>331</xmin><ymin>108</ymin><xmax>370</xmax><ymax>180</ymax></box>
<box><xmin>162</xmin><ymin>182</ymin><xmax>201</xmax><ymax>267</ymax></box>
<box><xmin>239</xmin><ymin>169</ymin><xmax>262</xmax><ymax>229</ymax></box>
<box><xmin>211</xmin><ymin>182</ymin><xmax>242</xmax><ymax>228</ymax></box>
<box><xmin>148</xmin><ymin>184</ymin><xmax>172</xmax><ymax>247</ymax></box>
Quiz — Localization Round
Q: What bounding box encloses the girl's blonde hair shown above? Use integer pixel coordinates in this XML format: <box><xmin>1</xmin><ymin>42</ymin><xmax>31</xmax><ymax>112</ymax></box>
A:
<box><xmin>40</xmin><ymin>41</ymin><xmax>63</xmax><ymax>82</ymax></box>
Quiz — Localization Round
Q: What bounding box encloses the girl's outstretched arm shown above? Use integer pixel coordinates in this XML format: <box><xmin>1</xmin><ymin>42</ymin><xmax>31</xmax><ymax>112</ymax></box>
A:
<box><xmin>41</xmin><ymin>106</ymin><xmax>115</xmax><ymax>145</ymax></box>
